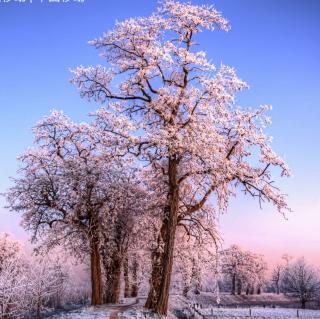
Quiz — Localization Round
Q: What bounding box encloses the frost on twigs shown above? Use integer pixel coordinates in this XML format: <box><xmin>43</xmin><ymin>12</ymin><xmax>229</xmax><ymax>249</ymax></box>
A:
<box><xmin>5</xmin><ymin>0</ymin><xmax>292</xmax><ymax>316</ymax></box>
<box><xmin>70</xmin><ymin>1</ymin><xmax>290</xmax><ymax>313</ymax></box>
<box><xmin>71</xmin><ymin>0</ymin><xmax>290</xmax><ymax>218</ymax></box>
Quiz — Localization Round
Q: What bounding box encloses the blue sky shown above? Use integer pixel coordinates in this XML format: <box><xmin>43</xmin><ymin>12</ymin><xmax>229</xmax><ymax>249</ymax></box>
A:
<box><xmin>1</xmin><ymin>0</ymin><xmax>319</xmax><ymax>264</ymax></box>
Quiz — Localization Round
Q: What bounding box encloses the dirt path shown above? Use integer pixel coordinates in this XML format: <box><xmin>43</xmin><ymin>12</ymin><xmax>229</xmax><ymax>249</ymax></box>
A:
<box><xmin>109</xmin><ymin>298</ymin><xmax>139</xmax><ymax>319</ymax></box>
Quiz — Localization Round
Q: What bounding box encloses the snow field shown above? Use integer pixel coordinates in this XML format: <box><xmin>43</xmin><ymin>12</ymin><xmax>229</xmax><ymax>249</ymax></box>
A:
<box><xmin>192</xmin><ymin>306</ymin><xmax>320</xmax><ymax>319</ymax></box>
<box><xmin>49</xmin><ymin>305</ymin><xmax>112</xmax><ymax>319</ymax></box>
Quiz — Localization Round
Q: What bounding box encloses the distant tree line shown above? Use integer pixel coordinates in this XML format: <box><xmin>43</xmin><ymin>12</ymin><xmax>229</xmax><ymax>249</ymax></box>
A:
<box><xmin>270</xmin><ymin>255</ymin><xmax>320</xmax><ymax>309</ymax></box>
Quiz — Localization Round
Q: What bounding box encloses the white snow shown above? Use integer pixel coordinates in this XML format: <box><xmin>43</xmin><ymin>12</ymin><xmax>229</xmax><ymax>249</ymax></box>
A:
<box><xmin>191</xmin><ymin>306</ymin><xmax>320</xmax><ymax>319</ymax></box>
<box><xmin>47</xmin><ymin>297</ymin><xmax>320</xmax><ymax>319</ymax></box>
<box><xmin>120</xmin><ymin>306</ymin><xmax>177</xmax><ymax>319</ymax></box>
<box><xmin>49</xmin><ymin>305</ymin><xmax>112</xmax><ymax>319</ymax></box>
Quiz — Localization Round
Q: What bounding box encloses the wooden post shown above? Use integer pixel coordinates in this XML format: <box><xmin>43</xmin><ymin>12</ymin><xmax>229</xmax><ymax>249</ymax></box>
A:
<box><xmin>297</xmin><ymin>309</ymin><xmax>299</xmax><ymax>318</ymax></box>
<box><xmin>249</xmin><ymin>307</ymin><xmax>252</xmax><ymax>317</ymax></box>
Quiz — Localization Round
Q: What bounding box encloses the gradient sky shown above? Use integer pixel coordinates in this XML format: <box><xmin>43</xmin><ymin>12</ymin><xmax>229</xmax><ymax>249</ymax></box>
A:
<box><xmin>1</xmin><ymin>0</ymin><xmax>319</xmax><ymax>266</ymax></box>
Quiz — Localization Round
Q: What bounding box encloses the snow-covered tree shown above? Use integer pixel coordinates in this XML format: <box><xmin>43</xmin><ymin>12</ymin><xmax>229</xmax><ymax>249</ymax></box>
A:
<box><xmin>221</xmin><ymin>245</ymin><xmax>247</xmax><ymax>295</ymax></box>
<box><xmin>27</xmin><ymin>255</ymin><xmax>68</xmax><ymax>318</ymax></box>
<box><xmin>0</xmin><ymin>233</ymin><xmax>91</xmax><ymax>318</ymax></box>
<box><xmin>174</xmin><ymin>225</ymin><xmax>218</xmax><ymax>297</ymax></box>
<box><xmin>0</xmin><ymin>234</ymin><xmax>27</xmax><ymax>318</ymax></box>
<box><xmin>221</xmin><ymin>245</ymin><xmax>267</xmax><ymax>295</ymax></box>
<box><xmin>272</xmin><ymin>264</ymin><xmax>284</xmax><ymax>294</ymax></box>
<box><xmin>100</xmin><ymin>174</ymin><xmax>148</xmax><ymax>303</ymax></box>
<box><xmin>71</xmin><ymin>0</ymin><xmax>290</xmax><ymax>314</ymax></box>
<box><xmin>282</xmin><ymin>258</ymin><xmax>320</xmax><ymax>309</ymax></box>
<box><xmin>126</xmin><ymin>213</ymin><xmax>157</xmax><ymax>299</ymax></box>
<box><xmin>5</xmin><ymin>111</ymin><xmax>132</xmax><ymax>305</ymax></box>
<box><xmin>250</xmin><ymin>254</ymin><xmax>268</xmax><ymax>295</ymax></box>
<box><xmin>0</xmin><ymin>233</ymin><xmax>21</xmax><ymax>271</ymax></box>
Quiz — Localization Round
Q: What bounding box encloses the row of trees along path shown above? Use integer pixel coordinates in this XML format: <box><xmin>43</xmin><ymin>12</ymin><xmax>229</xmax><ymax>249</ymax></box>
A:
<box><xmin>6</xmin><ymin>0</ymin><xmax>290</xmax><ymax>315</ymax></box>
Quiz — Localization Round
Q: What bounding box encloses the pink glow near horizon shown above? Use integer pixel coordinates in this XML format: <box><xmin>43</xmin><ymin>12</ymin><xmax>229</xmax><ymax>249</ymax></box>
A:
<box><xmin>219</xmin><ymin>198</ymin><xmax>320</xmax><ymax>268</ymax></box>
<box><xmin>2</xmin><ymin>200</ymin><xmax>320</xmax><ymax>269</ymax></box>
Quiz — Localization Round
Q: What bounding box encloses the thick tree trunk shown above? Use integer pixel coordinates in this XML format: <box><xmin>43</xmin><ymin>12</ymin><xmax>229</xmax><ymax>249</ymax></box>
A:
<box><xmin>145</xmin><ymin>157</ymin><xmax>179</xmax><ymax>315</ymax></box>
<box><xmin>104</xmin><ymin>256</ymin><xmax>121</xmax><ymax>303</ymax></box>
<box><xmin>90</xmin><ymin>234</ymin><xmax>103</xmax><ymax>305</ymax></box>
<box><xmin>131</xmin><ymin>257</ymin><xmax>139</xmax><ymax>298</ymax></box>
<box><xmin>231</xmin><ymin>274</ymin><xmax>236</xmax><ymax>295</ymax></box>
<box><xmin>123</xmin><ymin>256</ymin><xmax>130</xmax><ymax>298</ymax></box>
<box><xmin>301</xmin><ymin>299</ymin><xmax>306</xmax><ymax>309</ymax></box>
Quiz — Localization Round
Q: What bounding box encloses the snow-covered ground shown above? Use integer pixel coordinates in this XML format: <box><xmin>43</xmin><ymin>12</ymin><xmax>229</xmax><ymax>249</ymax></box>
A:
<box><xmin>47</xmin><ymin>296</ymin><xmax>320</xmax><ymax>319</ymax></box>
<box><xmin>191</xmin><ymin>292</ymin><xmax>297</xmax><ymax>307</ymax></box>
<box><xmin>113</xmin><ymin>296</ymin><xmax>184</xmax><ymax>319</ymax></box>
<box><xmin>48</xmin><ymin>305</ymin><xmax>112</xmax><ymax>319</ymax></box>
<box><xmin>120</xmin><ymin>307</ymin><xmax>176</xmax><ymax>319</ymax></box>
<box><xmin>114</xmin><ymin>304</ymin><xmax>320</xmax><ymax>319</ymax></box>
<box><xmin>48</xmin><ymin>298</ymin><xmax>138</xmax><ymax>319</ymax></box>
<box><xmin>192</xmin><ymin>306</ymin><xmax>320</xmax><ymax>319</ymax></box>
<box><xmin>49</xmin><ymin>306</ymin><xmax>320</xmax><ymax>319</ymax></box>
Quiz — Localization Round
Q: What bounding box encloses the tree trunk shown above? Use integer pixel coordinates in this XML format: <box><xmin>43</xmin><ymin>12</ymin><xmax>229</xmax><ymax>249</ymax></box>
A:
<box><xmin>237</xmin><ymin>279</ymin><xmax>242</xmax><ymax>295</ymax></box>
<box><xmin>90</xmin><ymin>234</ymin><xmax>103</xmax><ymax>305</ymax></box>
<box><xmin>257</xmin><ymin>285</ymin><xmax>261</xmax><ymax>295</ymax></box>
<box><xmin>301</xmin><ymin>299</ymin><xmax>306</xmax><ymax>309</ymax></box>
<box><xmin>36</xmin><ymin>295</ymin><xmax>41</xmax><ymax>319</ymax></box>
<box><xmin>104</xmin><ymin>256</ymin><xmax>121</xmax><ymax>303</ymax></box>
<box><xmin>131</xmin><ymin>257</ymin><xmax>139</xmax><ymax>298</ymax></box>
<box><xmin>145</xmin><ymin>157</ymin><xmax>179</xmax><ymax>315</ymax></box>
<box><xmin>123</xmin><ymin>256</ymin><xmax>130</xmax><ymax>298</ymax></box>
<box><xmin>231</xmin><ymin>274</ymin><xmax>236</xmax><ymax>295</ymax></box>
<box><xmin>191</xmin><ymin>258</ymin><xmax>201</xmax><ymax>294</ymax></box>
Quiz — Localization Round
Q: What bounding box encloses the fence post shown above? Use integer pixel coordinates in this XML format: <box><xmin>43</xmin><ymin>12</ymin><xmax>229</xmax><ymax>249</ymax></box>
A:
<box><xmin>249</xmin><ymin>307</ymin><xmax>252</xmax><ymax>317</ymax></box>
<box><xmin>297</xmin><ymin>309</ymin><xmax>299</xmax><ymax>318</ymax></box>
